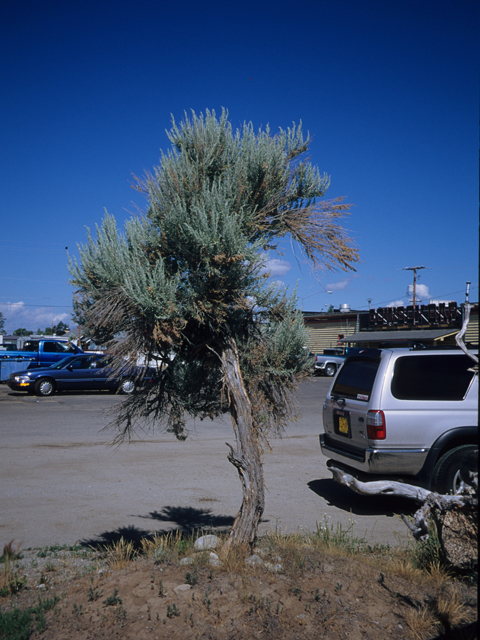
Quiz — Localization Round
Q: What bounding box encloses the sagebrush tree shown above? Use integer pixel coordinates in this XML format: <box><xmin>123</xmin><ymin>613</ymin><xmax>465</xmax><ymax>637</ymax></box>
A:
<box><xmin>69</xmin><ymin>109</ymin><xmax>358</xmax><ymax>550</ymax></box>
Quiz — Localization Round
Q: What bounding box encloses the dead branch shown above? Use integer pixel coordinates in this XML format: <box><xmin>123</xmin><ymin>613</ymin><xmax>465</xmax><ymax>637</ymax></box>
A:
<box><xmin>455</xmin><ymin>302</ymin><xmax>479</xmax><ymax>365</ymax></box>
<box><xmin>329</xmin><ymin>466</ymin><xmax>478</xmax><ymax>544</ymax></box>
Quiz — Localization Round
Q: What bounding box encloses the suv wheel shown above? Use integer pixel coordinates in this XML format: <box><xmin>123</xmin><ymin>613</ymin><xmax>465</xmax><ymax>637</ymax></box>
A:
<box><xmin>431</xmin><ymin>445</ymin><xmax>478</xmax><ymax>494</ymax></box>
<box><xmin>325</xmin><ymin>363</ymin><xmax>337</xmax><ymax>377</ymax></box>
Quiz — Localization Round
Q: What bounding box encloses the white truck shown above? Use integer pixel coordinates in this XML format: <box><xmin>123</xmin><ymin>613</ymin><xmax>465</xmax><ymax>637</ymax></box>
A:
<box><xmin>314</xmin><ymin>347</ymin><xmax>363</xmax><ymax>377</ymax></box>
<box><xmin>314</xmin><ymin>348</ymin><xmax>349</xmax><ymax>377</ymax></box>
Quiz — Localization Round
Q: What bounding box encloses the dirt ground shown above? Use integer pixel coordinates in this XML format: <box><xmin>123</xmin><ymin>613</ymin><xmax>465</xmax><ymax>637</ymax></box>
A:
<box><xmin>1</xmin><ymin>541</ymin><xmax>477</xmax><ymax>640</ymax></box>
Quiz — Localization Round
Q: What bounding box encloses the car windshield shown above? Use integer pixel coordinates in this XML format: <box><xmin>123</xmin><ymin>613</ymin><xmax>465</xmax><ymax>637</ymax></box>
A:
<box><xmin>49</xmin><ymin>355</ymin><xmax>82</xmax><ymax>369</ymax></box>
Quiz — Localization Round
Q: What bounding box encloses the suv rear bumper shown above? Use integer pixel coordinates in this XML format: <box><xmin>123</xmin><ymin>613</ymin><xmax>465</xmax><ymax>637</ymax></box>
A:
<box><xmin>319</xmin><ymin>434</ymin><xmax>428</xmax><ymax>475</ymax></box>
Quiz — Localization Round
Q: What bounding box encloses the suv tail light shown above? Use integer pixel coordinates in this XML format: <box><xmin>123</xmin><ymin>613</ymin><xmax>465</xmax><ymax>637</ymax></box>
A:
<box><xmin>367</xmin><ymin>410</ymin><xmax>386</xmax><ymax>440</ymax></box>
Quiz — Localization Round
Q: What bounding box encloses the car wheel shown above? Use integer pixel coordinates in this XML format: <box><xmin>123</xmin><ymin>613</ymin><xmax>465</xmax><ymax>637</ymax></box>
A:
<box><xmin>34</xmin><ymin>378</ymin><xmax>56</xmax><ymax>397</ymax></box>
<box><xmin>117</xmin><ymin>378</ymin><xmax>136</xmax><ymax>395</ymax></box>
<box><xmin>325</xmin><ymin>363</ymin><xmax>337</xmax><ymax>377</ymax></box>
<box><xmin>431</xmin><ymin>445</ymin><xmax>478</xmax><ymax>494</ymax></box>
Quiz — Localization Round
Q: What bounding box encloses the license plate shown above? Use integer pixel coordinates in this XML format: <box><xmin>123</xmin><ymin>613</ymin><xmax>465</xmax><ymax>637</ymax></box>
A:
<box><xmin>338</xmin><ymin>416</ymin><xmax>349</xmax><ymax>434</ymax></box>
<box><xmin>334</xmin><ymin>410</ymin><xmax>351</xmax><ymax>438</ymax></box>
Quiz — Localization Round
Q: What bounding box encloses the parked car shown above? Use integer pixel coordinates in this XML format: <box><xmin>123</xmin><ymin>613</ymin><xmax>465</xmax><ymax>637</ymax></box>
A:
<box><xmin>314</xmin><ymin>347</ymin><xmax>361</xmax><ymax>377</ymax></box>
<box><xmin>7</xmin><ymin>354</ymin><xmax>157</xmax><ymax>396</ymax></box>
<box><xmin>320</xmin><ymin>347</ymin><xmax>478</xmax><ymax>494</ymax></box>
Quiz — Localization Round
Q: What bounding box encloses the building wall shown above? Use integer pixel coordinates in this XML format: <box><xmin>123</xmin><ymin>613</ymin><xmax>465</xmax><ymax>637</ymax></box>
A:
<box><xmin>465</xmin><ymin>308</ymin><xmax>478</xmax><ymax>345</ymax></box>
<box><xmin>304</xmin><ymin>314</ymin><xmax>360</xmax><ymax>354</ymax></box>
<box><xmin>303</xmin><ymin>305</ymin><xmax>478</xmax><ymax>353</ymax></box>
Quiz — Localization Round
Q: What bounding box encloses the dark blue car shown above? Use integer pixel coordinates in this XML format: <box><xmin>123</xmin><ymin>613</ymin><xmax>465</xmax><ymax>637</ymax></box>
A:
<box><xmin>7</xmin><ymin>353</ymin><xmax>156</xmax><ymax>396</ymax></box>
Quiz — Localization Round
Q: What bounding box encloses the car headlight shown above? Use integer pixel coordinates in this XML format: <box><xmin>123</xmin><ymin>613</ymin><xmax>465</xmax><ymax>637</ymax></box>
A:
<box><xmin>14</xmin><ymin>375</ymin><xmax>31</xmax><ymax>383</ymax></box>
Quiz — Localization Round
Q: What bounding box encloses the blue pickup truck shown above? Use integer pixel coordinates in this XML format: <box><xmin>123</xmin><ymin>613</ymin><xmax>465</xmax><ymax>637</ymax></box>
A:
<box><xmin>0</xmin><ymin>339</ymin><xmax>83</xmax><ymax>374</ymax></box>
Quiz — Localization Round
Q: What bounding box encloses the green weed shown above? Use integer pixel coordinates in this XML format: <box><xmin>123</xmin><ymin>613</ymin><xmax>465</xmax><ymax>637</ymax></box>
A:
<box><xmin>185</xmin><ymin>568</ymin><xmax>198</xmax><ymax>586</ymax></box>
<box><xmin>87</xmin><ymin>586</ymin><xmax>103</xmax><ymax>602</ymax></box>
<box><xmin>0</xmin><ymin>595</ymin><xmax>58</xmax><ymax>640</ymax></box>
<box><xmin>0</xmin><ymin>572</ymin><xmax>27</xmax><ymax>597</ymax></box>
<box><xmin>407</xmin><ymin>522</ymin><xmax>444</xmax><ymax>572</ymax></box>
<box><xmin>104</xmin><ymin>589</ymin><xmax>122</xmax><ymax>606</ymax></box>
<box><xmin>312</xmin><ymin>515</ymin><xmax>368</xmax><ymax>554</ymax></box>
<box><xmin>166</xmin><ymin>603</ymin><xmax>180</xmax><ymax>618</ymax></box>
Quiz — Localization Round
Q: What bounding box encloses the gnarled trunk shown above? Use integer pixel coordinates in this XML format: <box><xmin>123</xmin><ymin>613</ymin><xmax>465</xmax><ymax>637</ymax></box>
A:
<box><xmin>220</xmin><ymin>338</ymin><xmax>264</xmax><ymax>552</ymax></box>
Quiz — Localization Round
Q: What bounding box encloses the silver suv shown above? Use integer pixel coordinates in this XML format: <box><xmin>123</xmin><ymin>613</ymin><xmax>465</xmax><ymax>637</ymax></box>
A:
<box><xmin>320</xmin><ymin>348</ymin><xmax>478</xmax><ymax>494</ymax></box>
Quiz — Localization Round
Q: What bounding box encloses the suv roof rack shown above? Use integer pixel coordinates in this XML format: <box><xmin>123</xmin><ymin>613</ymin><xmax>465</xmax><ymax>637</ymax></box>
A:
<box><xmin>408</xmin><ymin>344</ymin><xmax>479</xmax><ymax>352</ymax></box>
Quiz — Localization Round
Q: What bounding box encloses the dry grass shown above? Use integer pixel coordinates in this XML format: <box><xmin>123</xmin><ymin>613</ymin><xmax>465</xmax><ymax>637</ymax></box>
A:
<box><xmin>386</xmin><ymin>556</ymin><xmax>453</xmax><ymax>589</ymax></box>
<box><xmin>434</xmin><ymin>585</ymin><xmax>470</xmax><ymax>630</ymax></box>
<box><xmin>405</xmin><ymin>605</ymin><xmax>438</xmax><ymax>639</ymax></box>
<box><xmin>405</xmin><ymin>585</ymin><xmax>470</xmax><ymax>639</ymax></box>
<box><xmin>101</xmin><ymin>537</ymin><xmax>137</xmax><ymax>570</ymax></box>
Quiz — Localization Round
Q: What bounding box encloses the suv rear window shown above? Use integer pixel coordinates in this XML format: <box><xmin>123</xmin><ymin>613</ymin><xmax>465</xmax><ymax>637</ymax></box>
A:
<box><xmin>391</xmin><ymin>354</ymin><xmax>475</xmax><ymax>401</ymax></box>
<box><xmin>331</xmin><ymin>357</ymin><xmax>380</xmax><ymax>401</ymax></box>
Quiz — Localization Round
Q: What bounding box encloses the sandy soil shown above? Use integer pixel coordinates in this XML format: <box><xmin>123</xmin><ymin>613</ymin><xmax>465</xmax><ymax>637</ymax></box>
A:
<box><xmin>1</xmin><ymin>542</ymin><xmax>477</xmax><ymax>640</ymax></box>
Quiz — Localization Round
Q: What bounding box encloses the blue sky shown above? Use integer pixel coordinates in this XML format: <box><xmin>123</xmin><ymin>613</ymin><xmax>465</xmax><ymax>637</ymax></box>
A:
<box><xmin>1</xmin><ymin>0</ymin><xmax>478</xmax><ymax>333</ymax></box>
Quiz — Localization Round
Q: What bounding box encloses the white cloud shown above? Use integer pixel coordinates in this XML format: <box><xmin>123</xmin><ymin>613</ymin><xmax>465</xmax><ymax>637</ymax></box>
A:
<box><xmin>260</xmin><ymin>258</ymin><xmax>291</xmax><ymax>277</ymax></box>
<box><xmin>325</xmin><ymin>274</ymin><xmax>361</xmax><ymax>292</ymax></box>
<box><xmin>1</xmin><ymin>301</ymin><xmax>26</xmax><ymax>317</ymax></box>
<box><xmin>0</xmin><ymin>301</ymin><xmax>71</xmax><ymax>333</ymax></box>
<box><xmin>387</xmin><ymin>300</ymin><xmax>405</xmax><ymax>307</ymax></box>
<box><xmin>325</xmin><ymin>278</ymin><xmax>349</xmax><ymax>292</ymax></box>
<box><xmin>407</xmin><ymin>283</ymin><xmax>430</xmax><ymax>302</ymax></box>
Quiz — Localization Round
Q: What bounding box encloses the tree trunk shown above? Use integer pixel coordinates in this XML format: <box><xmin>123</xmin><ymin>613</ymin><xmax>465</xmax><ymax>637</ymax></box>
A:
<box><xmin>220</xmin><ymin>337</ymin><xmax>265</xmax><ymax>553</ymax></box>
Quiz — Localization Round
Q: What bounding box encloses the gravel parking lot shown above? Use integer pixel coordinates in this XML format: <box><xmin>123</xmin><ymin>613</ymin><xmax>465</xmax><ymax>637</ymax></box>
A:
<box><xmin>0</xmin><ymin>378</ymin><xmax>413</xmax><ymax>549</ymax></box>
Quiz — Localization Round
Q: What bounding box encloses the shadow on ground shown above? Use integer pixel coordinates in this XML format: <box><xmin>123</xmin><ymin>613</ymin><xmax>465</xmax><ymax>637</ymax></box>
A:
<box><xmin>141</xmin><ymin>505</ymin><xmax>235</xmax><ymax>530</ymax></box>
<box><xmin>81</xmin><ymin>506</ymin><xmax>236</xmax><ymax>549</ymax></box>
<box><xmin>308</xmin><ymin>478</ymin><xmax>418</xmax><ymax>517</ymax></box>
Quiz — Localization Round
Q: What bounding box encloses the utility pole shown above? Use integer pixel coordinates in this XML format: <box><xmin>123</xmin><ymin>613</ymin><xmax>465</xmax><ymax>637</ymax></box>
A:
<box><xmin>402</xmin><ymin>265</ymin><xmax>428</xmax><ymax>323</ymax></box>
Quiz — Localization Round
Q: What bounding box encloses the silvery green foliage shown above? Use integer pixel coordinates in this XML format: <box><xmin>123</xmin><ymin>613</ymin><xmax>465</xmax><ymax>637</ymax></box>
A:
<box><xmin>69</xmin><ymin>109</ymin><xmax>356</xmax><ymax>440</ymax></box>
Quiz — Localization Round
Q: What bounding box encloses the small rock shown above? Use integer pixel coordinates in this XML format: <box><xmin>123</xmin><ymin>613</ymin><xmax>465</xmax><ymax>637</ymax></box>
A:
<box><xmin>179</xmin><ymin>556</ymin><xmax>195</xmax><ymax>566</ymax></box>
<box><xmin>194</xmin><ymin>535</ymin><xmax>221</xmax><ymax>551</ymax></box>
<box><xmin>245</xmin><ymin>554</ymin><xmax>263</xmax><ymax>566</ymax></box>
<box><xmin>174</xmin><ymin>584</ymin><xmax>192</xmax><ymax>593</ymax></box>
<box><xmin>209</xmin><ymin>552</ymin><xmax>223</xmax><ymax>567</ymax></box>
